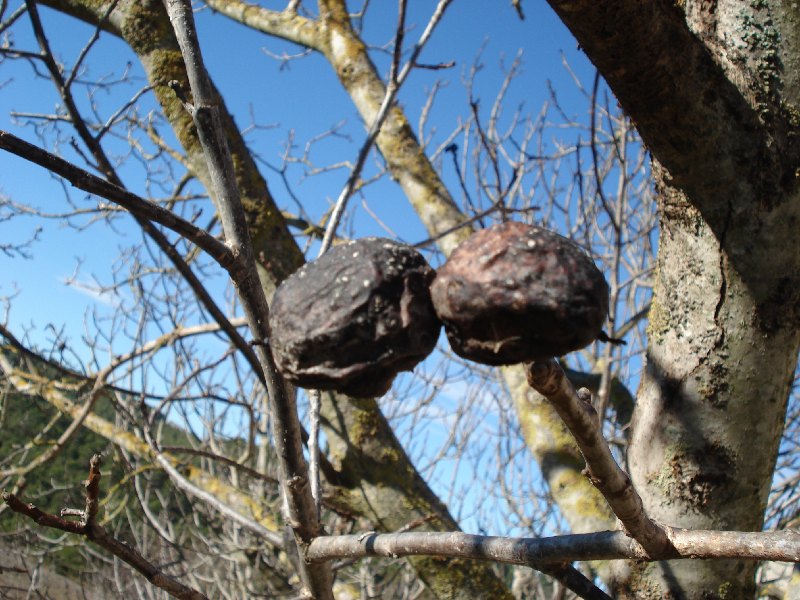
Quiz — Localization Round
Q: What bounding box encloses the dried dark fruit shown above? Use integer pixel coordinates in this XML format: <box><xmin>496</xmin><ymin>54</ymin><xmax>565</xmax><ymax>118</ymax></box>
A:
<box><xmin>430</xmin><ymin>221</ymin><xmax>609</xmax><ymax>364</ymax></box>
<box><xmin>269</xmin><ymin>238</ymin><xmax>440</xmax><ymax>397</ymax></box>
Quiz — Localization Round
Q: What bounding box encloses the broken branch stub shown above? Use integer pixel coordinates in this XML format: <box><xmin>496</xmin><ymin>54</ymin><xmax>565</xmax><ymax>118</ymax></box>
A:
<box><xmin>269</xmin><ymin>238</ymin><xmax>440</xmax><ymax>397</ymax></box>
<box><xmin>430</xmin><ymin>221</ymin><xmax>609</xmax><ymax>364</ymax></box>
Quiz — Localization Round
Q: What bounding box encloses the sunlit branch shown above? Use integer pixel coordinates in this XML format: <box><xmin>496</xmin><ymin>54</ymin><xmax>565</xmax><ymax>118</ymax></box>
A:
<box><xmin>318</xmin><ymin>0</ymin><xmax>454</xmax><ymax>254</ymax></box>
<box><xmin>204</xmin><ymin>0</ymin><xmax>323</xmax><ymax>50</ymax></box>
<box><xmin>0</xmin><ymin>4</ymin><xmax>27</xmax><ymax>37</ymax></box>
<box><xmin>526</xmin><ymin>358</ymin><xmax>674</xmax><ymax>558</ymax></box>
<box><xmin>306</xmin><ymin>528</ymin><xmax>800</xmax><ymax>565</ymax></box>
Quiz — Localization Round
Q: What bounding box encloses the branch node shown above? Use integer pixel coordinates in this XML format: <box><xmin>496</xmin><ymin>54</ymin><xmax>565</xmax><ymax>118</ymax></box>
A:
<box><xmin>286</xmin><ymin>475</ymin><xmax>308</xmax><ymax>492</ymax></box>
<box><xmin>357</xmin><ymin>530</ymin><xmax>377</xmax><ymax>542</ymax></box>
<box><xmin>167</xmin><ymin>79</ymin><xmax>194</xmax><ymax>113</ymax></box>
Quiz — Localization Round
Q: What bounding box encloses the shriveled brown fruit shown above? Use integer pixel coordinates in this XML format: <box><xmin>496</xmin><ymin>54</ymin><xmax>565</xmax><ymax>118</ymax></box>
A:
<box><xmin>269</xmin><ymin>238</ymin><xmax>440</xmax><ymax>397</ymax></box>
<box><xmin>430</xmin><ymin>221</ymin><xmax>609</xmax><ymax>365</ymax></box>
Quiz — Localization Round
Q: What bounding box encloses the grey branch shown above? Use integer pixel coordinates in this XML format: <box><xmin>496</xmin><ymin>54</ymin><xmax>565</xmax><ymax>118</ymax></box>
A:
<box><xmin>306</xmin><ymin>528</ymin><xmax>800</xmax><ymax>565</ymax></box>
<box><xmin>526</xmin><ymin>358</ymin><xmax>675</xmax><ymax>558</ymax></box>
<box><xmin>162</xmin><ymin>1</ymin><xmax>333</xmax><ymax>598</ymax></box>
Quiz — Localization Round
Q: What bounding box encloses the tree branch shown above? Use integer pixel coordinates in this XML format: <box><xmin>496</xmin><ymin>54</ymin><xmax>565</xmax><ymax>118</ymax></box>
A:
<box><xmin>0</xmin><ymin>130</ymin><xmax>234</xmax><ymax>270</ymax></box>
<box><xmin>204</xmin><ymin>0</ymin><xmax>323</xmax><ymax>50</ymax></box>
<box><xmin>162</xmin><ymin>1</ymin><xmax>333</xmax><ymax>598</ymax></box>
<box><xmin>525</xmin><ymin>359</ymin><xmax>675</xmax><ymax>558</ymax></box>
<box><xmin>318</xmin><ymin>0</ymin><xmax>453</xmax><ymax>254</ymax></box>
<box><xmin>0</xmin><ymin>344</ymin><xmax>285</xmax><ymax>549</ymax></box>
<box><xmin>306</xmin><ymin>528</ymin><xmax>800</xmax><ymax>565</ymax></box>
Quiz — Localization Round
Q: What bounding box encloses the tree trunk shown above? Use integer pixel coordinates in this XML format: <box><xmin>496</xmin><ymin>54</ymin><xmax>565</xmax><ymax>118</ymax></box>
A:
<box><xmin>622</xmin><ymin>163</ymin><xmax>800</xmax><ymax>598</ymax></box>
<box><xmin>545</xmin><ymin>0</ymin><xmax>800</xmax><ymax>596</ymax></box>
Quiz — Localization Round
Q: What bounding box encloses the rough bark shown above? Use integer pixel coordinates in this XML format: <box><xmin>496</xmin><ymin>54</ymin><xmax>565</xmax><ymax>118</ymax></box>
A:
<box><xmin>545</xmin><ymin>0</ymin><xmax>800</xmax><ymax>597</ymax></box>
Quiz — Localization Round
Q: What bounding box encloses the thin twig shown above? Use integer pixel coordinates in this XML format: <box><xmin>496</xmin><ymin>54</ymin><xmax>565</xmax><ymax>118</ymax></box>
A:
<box><xmin>589</xmin><ymin>71</ymin><xmax>619</xmax><ymax>235</ymax></box>
<box><xmin>159</xmin><ymin>446</ymin><xmax>279</xmax><ymax>484</ymax></box>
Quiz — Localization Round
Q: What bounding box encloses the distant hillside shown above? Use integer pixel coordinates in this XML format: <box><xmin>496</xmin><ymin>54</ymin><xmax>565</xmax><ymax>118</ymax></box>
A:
<box><xmin>1</xmin><ymin>356</ymin><xmax>203</xmax><ymax>593</ymax></box>
<box><xmin>0</xmin><ymin>538</ymin><xmax>109</xmax><ymax>600</ymax></box>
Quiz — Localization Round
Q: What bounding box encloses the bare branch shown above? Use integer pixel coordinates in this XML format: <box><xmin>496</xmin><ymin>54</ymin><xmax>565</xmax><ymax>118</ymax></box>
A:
<box><xmin>0</xmin><ymin>130</ymin><xmax>234</xmax><ymax>268</ymax></box>
<box><xmin>525</xmin><ymin>359</ymin><xmax>674</xmax><ymax>558</ymax></box>
<box><xmin>318</xmin><ymin>0</ymin><xmax>454</xmax><ymax>254</ymax></box>
<box><xmin>307</xmin><ymin>528</ymin><xmax>800</xmax><ymax>565</ymax></box>
<box><xmin>140</xmin><ymin>423</ymin><xmax>284</xmax><ymax>548</ymax></box>
<box><xmin>0</xmin><ymin>343</ymin><xmax>285</xmax><ymax>551</ymax></box>
<box><xmin>204</xmin><ymin>0</ymin><xmax>322</xmax><ymax>50</ymax></box>
<box><xmin>162</xmin><ymin>1</ymin><xmax>333</xmax><ymax>597</ymax></box>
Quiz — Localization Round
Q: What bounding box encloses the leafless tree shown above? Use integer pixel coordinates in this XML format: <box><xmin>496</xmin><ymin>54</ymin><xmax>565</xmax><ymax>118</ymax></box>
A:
<box><xmin>0</xmin><ymin>1</ymin><xmax>798</xmax><ymax>599</ymax></box>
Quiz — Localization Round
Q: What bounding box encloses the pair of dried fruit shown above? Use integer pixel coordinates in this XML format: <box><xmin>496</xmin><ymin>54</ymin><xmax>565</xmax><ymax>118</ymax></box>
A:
<box><xmin>269</xmin><ymin>221</ymin><xmax>609</xmax><ymax>397</ymax></box>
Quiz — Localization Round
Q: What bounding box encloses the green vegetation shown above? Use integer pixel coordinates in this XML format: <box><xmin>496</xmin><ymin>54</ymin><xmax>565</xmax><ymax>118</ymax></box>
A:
<box><xmin>0</xmin><ymin>381</ymin><xmax>199</xmax><ymax>580</ymax></box>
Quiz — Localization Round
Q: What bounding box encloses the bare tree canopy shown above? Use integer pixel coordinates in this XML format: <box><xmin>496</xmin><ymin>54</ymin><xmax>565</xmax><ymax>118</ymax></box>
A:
<box><xmin>0</xmin><ymin>1</ymin><xmax>799</xmax><ymax>599</ymax></box>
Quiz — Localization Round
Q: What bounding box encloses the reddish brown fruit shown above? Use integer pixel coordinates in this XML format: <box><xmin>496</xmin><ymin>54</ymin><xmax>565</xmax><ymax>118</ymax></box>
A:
<box><xmin>430</xmin><ymin>221</ymin><xmax>609</xmax><ymax>364</ymax></box>
<box><xmin>269</xmin><ymin>238</ymin><xmax>440</xmax><ymax>397</ymax></box>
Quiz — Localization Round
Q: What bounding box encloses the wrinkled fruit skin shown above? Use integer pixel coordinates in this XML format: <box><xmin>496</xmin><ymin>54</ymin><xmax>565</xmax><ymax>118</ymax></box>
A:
<box><xmin>269</xmin><ymin>238</ymin><xmax>440</xmax><ymax>397</ymax></box>
<box><xmin>430</xmin><ymin>221</ymin><xmax>609</xmax><ymax>364</ymax></box>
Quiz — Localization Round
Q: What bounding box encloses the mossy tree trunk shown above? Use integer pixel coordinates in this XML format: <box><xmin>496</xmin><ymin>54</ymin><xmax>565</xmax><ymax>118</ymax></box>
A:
<box><xmin>546</xmin><ymin>1</ymin><xmax>800</xmax><ymax>597</ymax></box>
